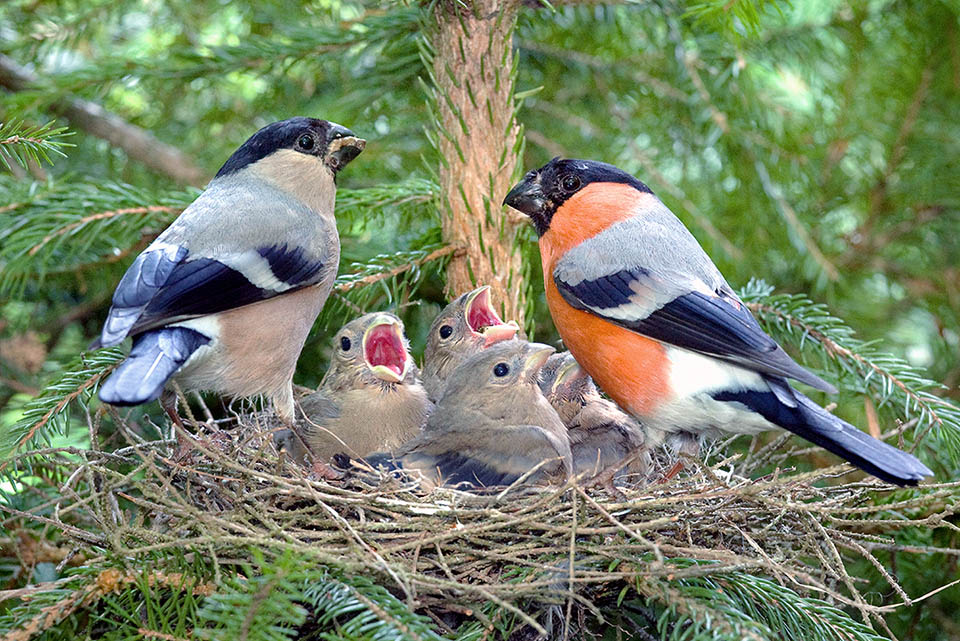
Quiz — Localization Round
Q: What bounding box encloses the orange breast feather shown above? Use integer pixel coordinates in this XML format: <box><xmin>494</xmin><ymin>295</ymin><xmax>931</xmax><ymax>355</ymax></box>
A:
<box><xmin>539</xmin><ymin>184</ymin><xmax>672</xmax><ymax>417</ymax></box>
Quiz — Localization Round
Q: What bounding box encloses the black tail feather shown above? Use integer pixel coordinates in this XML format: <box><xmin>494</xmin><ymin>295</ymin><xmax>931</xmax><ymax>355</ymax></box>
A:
<box><xmin>715</xmin><ymin>382</ymin><xmax>932</xmax><ymax>486</ymax></box>
<box><xmin>98</xmin><ymin>327</ymin><xmax>209</xmax><ymax>406</ymax></box>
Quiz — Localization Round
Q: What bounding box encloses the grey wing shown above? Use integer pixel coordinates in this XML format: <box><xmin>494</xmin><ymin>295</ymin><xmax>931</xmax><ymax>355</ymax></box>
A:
<box><xmin>553</xmin><ymin>213</ymin><xmax>837</xmax><ymax>393</ymax></box>
<box><xmin>93</xmin><ymin>180</ymin><xmax>336</xmax><ymax>347</ymax></box>
<box><xmin>299</xmin><ymin>391</ymin><xmax>342</xmax><ymax>425</ymax></box>
<box><xmin>399</xmin><ymin>423</ymin><xmax>571</xmax><ymax>488</ymax></box>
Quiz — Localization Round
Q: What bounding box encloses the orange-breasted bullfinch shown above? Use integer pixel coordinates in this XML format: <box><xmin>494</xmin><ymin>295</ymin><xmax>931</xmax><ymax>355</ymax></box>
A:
<box><xmin>360</xmin><ymin>341</ymin><xmax>572</xmax><ymax>490</ymax></box>
<box><xmin>421</xmin><ymin>285</ymin><xmax>520</xmax><ymax>401</ymax></box>
<box><xmin>275</xmin><ymin>312</ymin><xmax>432</xmax><ymax>473</ymax></box>
<box><xmin>538</xmin><ymin>351</ymin><xmax>649</xmax><ymax>491</ymax></box>
<box><xmin>504</xmin><ymin>157</ymin><xmax>932</xmax><ymax>486</ymax></box>
<box><xmin>93</xmin><ymin>117</ymin><xmax>365</xmax><ymax>428</ymax></box>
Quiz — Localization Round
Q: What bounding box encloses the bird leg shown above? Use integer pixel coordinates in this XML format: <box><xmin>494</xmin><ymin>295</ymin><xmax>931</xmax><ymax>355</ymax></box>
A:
<box><xmin>161</xmin><ymin>389</ymin><xmax>195</xmax><ymax>460</ymax></box>
<box><xmin>310</xmin><ymin>457</ymin><xmax>345</xmax><ymax>481</ymax></box>
<box><xmin>659</xmin><ymin>437</ymin><xmax>701</xmax><ymax>483</ymax></box>
<box><xmin>591</xmin><ymin>466</ymin><xmax>627</xmax><ymax>501</ymax></box>
<box><xmin>660</xmin><ymin>460</ymin><xmax>685</xmax><ymax>483</ymax></box>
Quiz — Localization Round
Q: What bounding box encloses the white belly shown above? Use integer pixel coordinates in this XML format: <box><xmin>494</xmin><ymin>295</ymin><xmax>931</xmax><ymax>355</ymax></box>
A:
<box><xmin>641</xmin><ymin>346</ymin><xmax>778</xmax><ymax>447</ymax></box>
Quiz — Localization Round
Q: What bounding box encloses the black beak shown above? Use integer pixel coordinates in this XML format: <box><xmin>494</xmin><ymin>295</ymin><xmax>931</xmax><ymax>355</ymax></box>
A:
<box><xmin>503</xmin><ymin>175</ymin><xmax>546</xmax><ymax>218</ymax></box>
<box><xmin>325</xmin><ymin>123</ymin><xmax>366</xmax><ymax>172</ymax></box>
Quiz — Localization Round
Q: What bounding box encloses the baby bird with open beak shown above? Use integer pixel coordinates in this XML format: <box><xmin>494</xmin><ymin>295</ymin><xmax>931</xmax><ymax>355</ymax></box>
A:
<box><xmin>362</xmin><ymin>341</ymin><xmax>572</xmax><ymax>490</ymax></box>
<box><xmin>422</xmin><ymin>285</ymin><xmax>520</xmax><ymax>402</ymax></box>
<box><xmin>539</xmin><ymin>352</ymin><xmax>650</xmax><ymax>493</ymax></box>
<box><xmin>276</xmin><ymin>312</ymin><xmax>432</xmax><ymax>475</ymax></box>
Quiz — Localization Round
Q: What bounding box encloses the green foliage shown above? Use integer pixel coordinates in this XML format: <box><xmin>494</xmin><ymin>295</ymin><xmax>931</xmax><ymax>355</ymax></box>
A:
<box><xmin>0</xmin><ymin>347</ymin><xmax>122</xmax><ymax>462</ymax></box>
<box><xmin>1</xmin><ymin>0</ymin><xmax>958</xmax><ymax>640</ymax></box>
<box><xmin>303</xmin><ymin>569</ymin><xmax>444</xmax><ymax>641</ymax></box>
<box><xmin>643</xmin><ymin>569</ymin><xmax>890</xmax><ymax>641</ymax></box>
<box><xmin>0</xmin><ymin>120</ymin><xmax>72</xmax><ymax>171</ymax></box>
<box><xmin>196</xmin><ymin>551</ymin><xmax>309</xmax><ymax>641</ymax></box>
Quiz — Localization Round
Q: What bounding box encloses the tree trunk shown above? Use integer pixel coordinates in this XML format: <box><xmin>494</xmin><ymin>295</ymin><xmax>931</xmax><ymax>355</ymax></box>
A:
<box><xmin>428</xmin><ymin>0</ymin><xmax>526</xmax><ymax>325</ymax></box>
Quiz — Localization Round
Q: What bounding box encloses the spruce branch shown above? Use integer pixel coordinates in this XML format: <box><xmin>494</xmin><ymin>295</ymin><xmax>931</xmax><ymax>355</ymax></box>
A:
<box><xmin>304</xmin><ymin>569</ymin><xmax>444</xmax><ymax>641</ymax></box>
<box><xmin>334</xmin><ymin>244</ymin><xmax>462</xmax><ymax>295</ymax></box>
<box><xmin>0</xmin><ymin>348</ymin><xmax>123</xmax><ymax>470</ymax></box>
<box><xmin>335</xmin><ymin>178</ymin><xmax>440</xmax><ymax>231</ymax></box>
<box><xmin>0</xmin><ymin>120</ymin><xmax>73</xmax><ymax>170</ymax></box>
<box><xmin>0</xmin><ymin>178</ymin><xmax>194</xmax><ymax>296</ymax></box>
<box><xmin>641</xmin><ymin>568</ymin><xmax>889</xmax><ymax>641</ymax></box>
<box><xmin>4</xmin><ymin>9</ymin><xmax>421</xmax><ymax>96</ymax></box>
<box><xmin>0</xmin><ymin>54</ymin><xmax>208</xmax><ymax>186</ymax></box>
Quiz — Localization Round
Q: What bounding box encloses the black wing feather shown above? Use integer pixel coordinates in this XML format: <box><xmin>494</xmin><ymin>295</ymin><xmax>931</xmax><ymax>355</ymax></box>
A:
<box><xmin>555</xmin><ymin>269</ymin><xmax>837</xmax><ymax>393</ymax></box>
<box><xmin>96</xmin><ymin>243</ymin><xmax>324</xmax><ymax>347</ymax></box>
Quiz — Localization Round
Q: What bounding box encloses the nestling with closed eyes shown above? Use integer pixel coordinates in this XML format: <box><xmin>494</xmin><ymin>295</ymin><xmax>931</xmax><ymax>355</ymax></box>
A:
<box><xmin>539</xmin><ymin>351</ymin><xmax>649</xmax><ymax>493</ymax></box>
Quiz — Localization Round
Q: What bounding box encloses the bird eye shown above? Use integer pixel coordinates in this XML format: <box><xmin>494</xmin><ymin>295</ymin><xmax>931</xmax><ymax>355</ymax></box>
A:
<box><xmin>297</xmin><ymin>134</ymin><xmax>315</xmax><ymax>151</ymax></box>
<box><xmin>560</xmin><ymin>174</ymin><xmax>581</xmax><ymax>192</ymax></box>
<box><xmin>339</xmin><ymin>336</ymin><xmax>351</xmax><ymax>351</ymax></box>
<box><xmin>493</xmin><ymin>362</ymin><xmax>510</xmax><ymax>377</ymax></box>
<box><xmin>439</xmin><ymin>325</ymin><xmax>453</xmax><ymax>339</ymax></box>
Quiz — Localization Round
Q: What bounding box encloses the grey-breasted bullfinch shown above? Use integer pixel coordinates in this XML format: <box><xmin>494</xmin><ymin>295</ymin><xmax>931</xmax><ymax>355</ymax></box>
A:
<box><xmin>276</xmin><ymin>312</ymin><xmax>431</xmax><ymax>473</ymax></box>
<box><xmin>538</xmin><ymin>351</ymin><xmax>649</xmax><ymax>491</ymax></box>
<box><xmin>93</xmin><ymin>117</ymin><xmax>365</xmax><ymax>428</ymax></box>
<box><xmin>361</xmin><ymin>341</ymin><xmax>572</xmax><ymax>490</ymax></box>
<box><xmin>421</xmin><ymin>285</ymin><xmax>520</xmax><ymax>402</ymax></box>
<box><xmin>504</xmin><ymin>157</ymin><xmax>932</xmax><ymax>486</ymax></box>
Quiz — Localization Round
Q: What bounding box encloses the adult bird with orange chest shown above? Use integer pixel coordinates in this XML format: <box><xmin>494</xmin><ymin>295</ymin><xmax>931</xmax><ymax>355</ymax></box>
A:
<box><xmin>504</xmin><ymin>158</ymin><xmax>932</xmax><ymax>486</ymax></box>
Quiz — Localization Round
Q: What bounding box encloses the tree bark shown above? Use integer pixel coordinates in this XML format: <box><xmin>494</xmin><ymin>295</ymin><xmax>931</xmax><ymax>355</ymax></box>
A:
<box><xmin>0</xmin><ymin>54</ymin><xmax>208</xmax><ymax>187</ymax></box>
<box><xmin>429</xmin><ymin>0</ymin><xmax>527</xmax><ymax>325</ymax></box>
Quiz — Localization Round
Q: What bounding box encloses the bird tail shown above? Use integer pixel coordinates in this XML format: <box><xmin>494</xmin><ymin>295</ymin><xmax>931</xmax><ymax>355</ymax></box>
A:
<box><xmin>99</xmin><ymin>327</ymin><xmax>209</xmax><ymax>406</ymax></box>
<box><xmin>789</xmin><ymin>393</ymin><xmax>932</xmax><ymax>486</ymax></box>
<box><xmin>716</xmin><ymin>382</ymin><xmax>933</xmax><ymax>486</ymax></box>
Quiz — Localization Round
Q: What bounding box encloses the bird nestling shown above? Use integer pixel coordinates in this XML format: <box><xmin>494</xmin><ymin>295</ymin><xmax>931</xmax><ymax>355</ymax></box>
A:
<box><xmin>361</xmin><ymin>340</ymin><xmax>572</xmax><ymax>491</ymax></box>
<box><xmin>275</xmin><ymin>312</ymin><xmax>432</xmax><ymax>476</ymax></box>
<box><xmin>538</xmin><ymin>351</ymin><xmax>649</xmax><ymax>492</ymax></box>
<box><xmin>93</xmin><ymin>117</ymin><xmax>365</xmax><ymax>431</ymax></box>
<box><xmin>422</xmin><ymin>285</ymin><xmax>520</xmax><ymax>402</ymax></box>
<box><xmin>505</xmin><ymin>157</ymin><xmax>932</xmax><ymax>486</ymax></box>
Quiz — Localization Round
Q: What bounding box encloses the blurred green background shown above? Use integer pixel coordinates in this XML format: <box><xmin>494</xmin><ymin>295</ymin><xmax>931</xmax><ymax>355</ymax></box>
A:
<box><xmin>1</xmin><ymin>0</ymin><xmax>958</xmax><ymax>638</ymax></box>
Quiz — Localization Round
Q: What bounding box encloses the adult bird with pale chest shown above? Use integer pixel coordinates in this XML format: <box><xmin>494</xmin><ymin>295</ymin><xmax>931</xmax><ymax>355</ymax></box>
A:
<box><xmin>93</xmin><ymin>117</ymin><xmax>365</xmax><ymax>430</ymax></box>
<box><xmin>504</xmin><ymin>157</ymin><xmax>932</xmax><ymax>486</ymax></box>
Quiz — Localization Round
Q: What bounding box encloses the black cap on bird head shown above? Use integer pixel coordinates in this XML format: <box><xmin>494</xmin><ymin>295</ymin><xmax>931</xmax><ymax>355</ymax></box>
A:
<box><xmin>503</xmin><ymin>157</ymin><xmax>652</xmax><ymax>236</ymax></box>
<box><xmin>215</xmin><ymin>117</ymin><xmax>366</xmax><ymax>178</ymax></box>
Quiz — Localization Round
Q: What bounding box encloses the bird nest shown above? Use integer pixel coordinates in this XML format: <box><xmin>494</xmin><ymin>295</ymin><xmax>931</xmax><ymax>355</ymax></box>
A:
<box><xmin>11</xmin><ymin>408</ymin><xmax>958</xmax><ymax>639</ymax></box>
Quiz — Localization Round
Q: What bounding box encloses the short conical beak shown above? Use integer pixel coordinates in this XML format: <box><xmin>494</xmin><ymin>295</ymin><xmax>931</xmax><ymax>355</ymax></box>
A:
<box><xmin>503</xmin><ymin>175</ymin><xmax>546</xmax><ymax>217</ymax></box>
<box><xmin>326</xmin><ymin>123</ymin><xmax>365</xmax><ymax>172</ymax></box>
<box><xmin>362</xmin><ymin>316</ymin><xmax>408</xmax><ymax>383</ymax></box>
<box><xmin>552</xmin><ymin>354</ymin><xmax>586</xmax><ymax>394</ymax></box>
<box><xmin>522</xmin><ymin>343</ymin><xmax>556</xmax><ymax>381</ymax></box>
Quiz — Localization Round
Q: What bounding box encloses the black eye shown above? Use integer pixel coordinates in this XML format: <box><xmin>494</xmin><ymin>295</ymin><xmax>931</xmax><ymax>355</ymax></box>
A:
<box><xmin>439</xmin><ymin>325</ymin><xmax>453</xmax><ymax>339</ymax></box>
<box><xmin>339</xmin><ymin>336</ymin><xmax>351</xmax><ymax>351</ymax></box>
<box><xmin>493</xmin><ymin>362</ymin><xmax>510</xmax><ymax>377</ymax></box>
<box><xmin>297</xmin><ymin>134</ymin><xmax>315</xmax><ymax>151</ymax></box>
<box><xmin>560</xmin><ymin>174</ymin><xmax>581</xmax><ymax>192</ymax></box>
